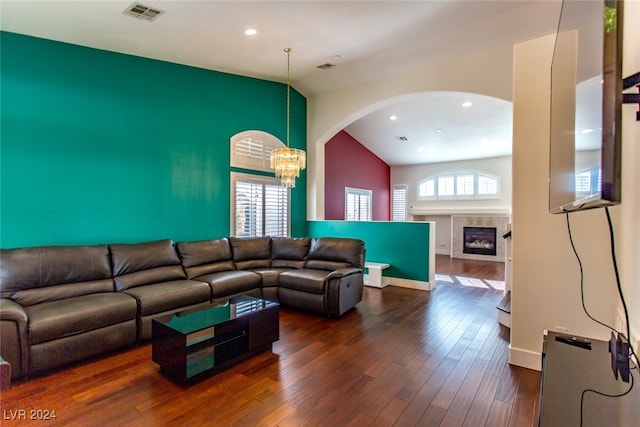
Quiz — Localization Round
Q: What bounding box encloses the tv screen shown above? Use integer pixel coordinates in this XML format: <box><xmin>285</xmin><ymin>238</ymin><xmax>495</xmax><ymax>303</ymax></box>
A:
<box><xmin>549</xmin><ymin>0</ymin><xmax>623</xmax><ymax>213</ymax></box>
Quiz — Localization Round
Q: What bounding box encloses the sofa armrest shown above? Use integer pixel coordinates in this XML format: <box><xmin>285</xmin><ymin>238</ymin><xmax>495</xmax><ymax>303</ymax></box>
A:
<box><xmin>0</xmin><ymin>299</ymin><xmax>29</xmax><ymax>378</ymax></box>
<box><xmin>325</xmin><ymin>269</ymin><xmax>364</xmax><ymax>317</ymax></box>
<box><xmin>326</xmin><ymin>267</ymin><xmax>362</xmax><ymax>280</ymax></box>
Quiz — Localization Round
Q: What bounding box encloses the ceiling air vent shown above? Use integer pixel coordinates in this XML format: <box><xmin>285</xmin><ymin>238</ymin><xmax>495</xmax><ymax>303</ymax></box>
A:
<box><xmin>124</xmin><ymin>2</ymin><xmax>165</xmax><ymax>21</ymax></box>
<box><xmin>316</xmin><ymin>63</ymin><xmax>336</xmax><ymax>70</ymax></box>
<box><xmin>395</xmin><ymin>136</ymin><xmax>409</xmax><ymax>142</ymax></box>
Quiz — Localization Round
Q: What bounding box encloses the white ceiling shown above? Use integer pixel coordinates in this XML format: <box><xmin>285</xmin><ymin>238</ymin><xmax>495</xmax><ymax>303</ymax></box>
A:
<box><xmin>0</xmin><ymin>0</ymin><xmax>563</xmax><ymax>165</ymax></box>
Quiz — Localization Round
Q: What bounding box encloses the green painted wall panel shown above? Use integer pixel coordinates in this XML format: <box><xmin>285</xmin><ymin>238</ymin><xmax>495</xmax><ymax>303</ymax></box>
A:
<box><xmin>0</xmin><ymin>32</ymin><xmax>307</xmax><ymax>248</ymax></box>
<box><xmin>308</xmin><ymin>221</ymin><xmax>432</xmax><ymax>282</ymax></box>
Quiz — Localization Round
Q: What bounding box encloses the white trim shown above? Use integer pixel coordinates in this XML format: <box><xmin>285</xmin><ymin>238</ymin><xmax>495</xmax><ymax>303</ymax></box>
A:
<box><xmin>508</xmin><ymin>344</ymin><xmax>542</xmax><ymax>371</ymax></box>
<box><xmin>383</xmin><ymin>276</ymin><xmax>435</xmax><ymax>291</ymax></box>
<box><xmin>410</xmin><ymin>208</ymin><xmax>511</xmax><ymax>215</ymax></box>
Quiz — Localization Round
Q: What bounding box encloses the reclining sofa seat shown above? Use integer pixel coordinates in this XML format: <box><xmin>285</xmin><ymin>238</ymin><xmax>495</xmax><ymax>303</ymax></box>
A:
<box><xmin>277</xmin><ymin>237</ymin><xmax>365</xmax><ymax>316</ymax></box>
<box><xmin>0</xmin><ymin>245</ymin><xmax>137</xmax><ymax>377</ymax></box>
<box><xmin>109</xmin><ymin>239</ymin><xmax>212</xmax><ymax>340</ymax></box>
<box><xmin>248</xmin><ymin>236</ymin><xmax>312</xmax><ymax>302</ymax></box>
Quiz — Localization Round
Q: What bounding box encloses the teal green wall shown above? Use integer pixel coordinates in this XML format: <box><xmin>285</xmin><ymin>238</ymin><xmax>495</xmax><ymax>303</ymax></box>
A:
<box><xmin>308</xmin><ymin>221</ymin><xmax>432</xmax><ymax>282</ymax></box>
<box><xmin>0</xmin><ymin>32</ymin><xmax>307</xmax><ymax>248</ymax></box>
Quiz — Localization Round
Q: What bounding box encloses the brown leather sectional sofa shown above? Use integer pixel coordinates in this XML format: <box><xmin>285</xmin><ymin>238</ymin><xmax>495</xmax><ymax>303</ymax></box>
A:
<box><xmin>0</xmin><ymin>236</ymin><xmax>365</xmax><ymax>379</ymax></box>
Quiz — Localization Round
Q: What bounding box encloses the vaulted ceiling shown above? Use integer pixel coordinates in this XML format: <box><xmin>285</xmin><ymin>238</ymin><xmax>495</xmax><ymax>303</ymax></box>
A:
<box><xmin>0</xmin><ymin>0</ymin><xmax>564</xmax><ymax>165</ymax></box>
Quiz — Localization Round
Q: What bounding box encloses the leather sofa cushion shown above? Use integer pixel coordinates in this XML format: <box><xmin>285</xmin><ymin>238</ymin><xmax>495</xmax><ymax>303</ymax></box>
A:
<box><xmin>278</xmin><ymin>269</ymin><xmax>331</xmax><ymax>294</ymax></box>
<box><xmin>114</xmin><ymin>265</ymin><xmax>186</xmax><ymax>292</ymax></box>
<box><xmin>249</xmin><ymin>268</ymin><xmax>289</xmax><ymax>287</ymax></box>
<box><xmin>0</xmin><ymin>245</ymin><xmax>112</xmax><ymax>300</ymax></box>
<box><xmin>270</xmin><ymin>237</ymin><xmax>309</xmax><ymax>269</ymax></box>
<box><xmin>109</xmin><ymin>240</ymin><xmax>186</xmax><ymax>291</ymax></box>
<box><xmin>182</xmin><ymin>262</ymin><xmax>236</xmax><ymax>280</ymax></box>
<box><xmin>271</xmin><ymin>237</ymin><xmax>310</xmax><ymax>260</ymax></box>
<box><xmin>308</xmin><ymin>238</ymin><xmax>365</xmax><ymax>269</ymax></box>
<box><xmin>193</xmin><ymin>270</ymin><xmax>261</xmax><ymax>298</ymax></box>
<box><xmin>175</xmin><ymin>238</ymin><xmax>233</xmax><ymax>268</ymax></box>
<box><xmin>123</xmin><ymin>280</ymin><xmax>210</xmax><ymax>316</ymax></box>
<box><xmin>305</xmin><ymin>260</ymin><xmax>353</xmax><ymax>272</ymax></box>
<box><xmin>229</xmin><ymin>237</ymin><xmax>271</xmax><ymax>269</ymax></box>
<box><xmin>110</xmin><ymin>239</ymin><xmax>181</xmax><ymax>276</ymax></box>
<box><xmin>12</xmin><ymin>279</ymin><xmax>114</xmax><ymax>307</ymax></box>
<box><xmin>26</xmin><ymin>293</ymin><xmax>137</xmax><ymax>345</ymax></box>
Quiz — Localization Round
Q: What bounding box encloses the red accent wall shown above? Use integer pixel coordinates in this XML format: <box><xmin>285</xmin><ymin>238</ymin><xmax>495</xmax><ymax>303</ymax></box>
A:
<box><xmin>325</xmin><ymin>130</ymin><xmax>390</xmax><ymax>220</ymax></box>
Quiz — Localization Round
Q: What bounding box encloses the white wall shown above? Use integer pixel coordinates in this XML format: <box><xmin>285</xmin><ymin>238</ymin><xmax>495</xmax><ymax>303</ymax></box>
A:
<box><xmin>510</xmin><ymin>2</ymin><xmax>640</xmax><ymax>369</ymax></box>
<box><xmin>618</xmin><ymin>0</ymin><xmax>640</xmax><ymax>353</ymax></box>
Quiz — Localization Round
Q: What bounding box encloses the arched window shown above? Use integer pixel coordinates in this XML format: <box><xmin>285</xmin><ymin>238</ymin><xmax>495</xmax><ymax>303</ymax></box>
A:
<box><xmin>230</xmin><ymin>130</ymin><xmax>285</xmax><ymax>173</ymax></box>
<box><xmin>417</xmin><ymin>172</ymin><xmax>500</xmax><ymax>200</ymax></box>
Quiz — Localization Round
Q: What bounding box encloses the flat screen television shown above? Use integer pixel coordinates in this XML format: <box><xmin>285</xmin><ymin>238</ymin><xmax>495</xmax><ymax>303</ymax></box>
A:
<box><xmin>549</xmin><ymin>0</ymin><xmax>623</xmax><ymax>213</ymax></box>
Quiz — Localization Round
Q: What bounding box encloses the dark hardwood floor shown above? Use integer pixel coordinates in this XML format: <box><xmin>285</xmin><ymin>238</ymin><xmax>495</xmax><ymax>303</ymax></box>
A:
<box><xmin>435</xmin><ymin>254</ymin><xmax>506</xmax><ymax>282</ymax></box>
<box><xmin>1</xmin><ymin>258</ymin><xmax>539</xmax><ymax>426</ymax></box>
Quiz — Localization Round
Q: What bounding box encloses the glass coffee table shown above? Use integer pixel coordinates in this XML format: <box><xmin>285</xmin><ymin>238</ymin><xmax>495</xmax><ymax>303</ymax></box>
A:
<box><xmin>152</xmin><ymin>296</ymin><xmax>279</xmax><ymax>383</ymax></box>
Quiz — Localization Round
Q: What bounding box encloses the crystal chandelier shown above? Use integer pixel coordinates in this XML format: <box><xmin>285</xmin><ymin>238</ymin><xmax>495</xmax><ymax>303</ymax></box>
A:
<box><xmin>270</xmin><ymin>48</ymin><xmax>306</xmax><ymax>188</ymax></box>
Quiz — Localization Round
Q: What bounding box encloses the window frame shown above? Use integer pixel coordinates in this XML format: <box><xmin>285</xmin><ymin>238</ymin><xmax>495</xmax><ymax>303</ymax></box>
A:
<box><xmin>392</xmin><ymin>184</ymin><xmax>408</xmax><ymax>221</ymax></box>
<box><xmin>230</xmin><ymin>173</ymin><xmax>290</xmax><ymax>238</ymax></box>
<box><xmin>417</xmin><ymin>172</ymin><xmax>501</xmax><ymax>200</ymax></box>
<box><xmin>230</xmin><ymin>130</ymin><xmax>285</xmax><ymax>173</ymax></box>
<box><xmin>345</xmin><ymin>187</ymin><xmax>372</xmax><ymax>221</ymax></box>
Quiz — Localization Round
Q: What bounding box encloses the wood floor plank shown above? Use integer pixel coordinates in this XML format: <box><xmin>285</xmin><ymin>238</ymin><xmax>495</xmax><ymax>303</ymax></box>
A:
<box><xmin>0</xmin><ymin>256</ymin><xmax>541</xmax><ymax>427</ymax></box>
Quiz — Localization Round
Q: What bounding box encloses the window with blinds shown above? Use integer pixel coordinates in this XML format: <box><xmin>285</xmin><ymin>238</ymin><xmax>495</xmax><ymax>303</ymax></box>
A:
<box><xmin>345</xmin><ymin>187</ymin><xmax>372</xmax><ymax>221</ymax></box>
<box><xmin>231</xmin><ymin>173</ymin><xmax>288</xmax><ymax>237</ymax></box>
<box><xmin>392</xmin><ymin>185</ymin><xmax>407</xmax><ymax>221</ymax></box>
<box><xmin>417</xmin><ymin>172</ymin><xmax>500</xmax><ymax>200</ymax></box>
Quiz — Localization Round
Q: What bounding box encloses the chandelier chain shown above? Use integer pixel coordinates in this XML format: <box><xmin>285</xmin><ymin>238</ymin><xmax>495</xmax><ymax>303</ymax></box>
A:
<box><xmin>285</xmin><ymin>48</ymin><xmax>291</xmax><ymax>147</ymax></box>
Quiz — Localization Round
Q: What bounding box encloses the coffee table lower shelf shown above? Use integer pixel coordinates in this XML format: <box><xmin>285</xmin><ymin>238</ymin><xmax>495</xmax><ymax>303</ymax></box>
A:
<box><xmin>151</xmin><ymin>297</ymin><xmax>279</xmax><ymax>384</ymax></box>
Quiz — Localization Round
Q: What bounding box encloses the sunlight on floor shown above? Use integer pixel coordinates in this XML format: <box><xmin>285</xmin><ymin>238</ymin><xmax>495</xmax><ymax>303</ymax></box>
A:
<box><xmin>435</xmin><ymin>273</ymin><xmax>505</xmax><ymax>291</ymax></box>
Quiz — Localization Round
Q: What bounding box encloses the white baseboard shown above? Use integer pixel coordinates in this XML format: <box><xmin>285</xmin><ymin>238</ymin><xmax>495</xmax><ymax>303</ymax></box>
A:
<box><xmin>386</xmin><ymin>276</ymin><xmax>434</xmax><ymax>291</ymax></box>
<box><xmin>508</xmin><ymin>344</ymin><xmax>541</xmax><ymax>371</ymax></box>
<box><xmin>435</xmin><ymin>248</ymin><xmax>451</xmax><ymax>256</ymax></box>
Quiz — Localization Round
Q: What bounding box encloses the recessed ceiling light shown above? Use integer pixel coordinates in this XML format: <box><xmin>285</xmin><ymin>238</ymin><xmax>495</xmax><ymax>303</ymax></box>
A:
<box><xmin>389</xmin><ymin>115</ymin><xmax>398</xmax><ymax>121</ymax></box>
<box><xmin>436</xmin><ymin>128</ymin><xmax>443</xmax><ymax>133</ymax></box>
<box><xmin>244</xmin><ymin>28</ymin><xmax>257</xmax><ymax>36</ymax></box>
<box><xmin>462</xmin><ymin>101</ymin><xmax>473</xmax><ymax>108</ymax></box>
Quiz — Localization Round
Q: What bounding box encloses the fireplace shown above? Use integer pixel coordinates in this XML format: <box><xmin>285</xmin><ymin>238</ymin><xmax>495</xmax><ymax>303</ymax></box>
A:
<box><xmin>463</xmin><ymin>226</ymin><xmax>497</xmax><ymax>256</ymax></box>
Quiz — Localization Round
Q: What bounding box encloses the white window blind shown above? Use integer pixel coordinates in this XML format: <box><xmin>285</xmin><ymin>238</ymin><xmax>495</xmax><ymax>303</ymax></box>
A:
<box><xmin>438</xmin><ymin>176</ymin><xmax>455</xmax><ymax>197</ymax></box>
<box><xmin>232</xmin><ymin>173</ymin><xmax>289</xmax><ymax>237</ymax></box>
<box><xmin>478</xmin><ymin>175</ymin><xmax>499</xmax><ymax>196</ymax></box>
<box><xmin>345</xmin><ymin>187</ymin><xmax>372</xmax><ymax>221</ymax></box>
<box><xmin>392</xmin><ymin>185</ymin><xmax>407</xmax><ymax>221</ymax></box>
<box><xmin>456</xmin><ymin>174</ymin><xmax>475</xmax><ymax>196</ymax></box>
<box><xmin>418</xmin><ymin>179</ymin><xmax>435</xmax><ymax>198</ymax></box>
<box><xmin>419</xmin><ymin>173</ymin><xmax>500</xmax><ymax>200</ymax></box>
<box><xmin>230</xmin><ymin>130</ymin><xmax>284</xmax><ymax>173</ymax></box>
